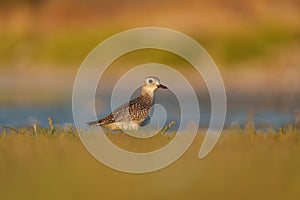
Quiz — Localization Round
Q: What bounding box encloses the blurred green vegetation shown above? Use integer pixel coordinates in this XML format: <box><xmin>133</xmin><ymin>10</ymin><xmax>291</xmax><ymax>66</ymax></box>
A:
<box><xmin>0</xmin><ymin>29</ymin><xmax>116</xmax><ymax>65</ymax></box>
<box><xmin>1</xmin><ymin>0</ymin><xmax>300</xmax><ymax>68</ymax></box>
<box><xmin>1</xmin><ymin>124</ymin><xmax>300</xmax><ymax>200</ymax></box>
<box><xmin>214</xmin><ymin>25</ymin><xmax>300</xmax><ymax>63</ymax></box>
<box><xmin>0</xmin><ymin>25</ymin><xmax>299</xmax><ymax>67</ymax></box>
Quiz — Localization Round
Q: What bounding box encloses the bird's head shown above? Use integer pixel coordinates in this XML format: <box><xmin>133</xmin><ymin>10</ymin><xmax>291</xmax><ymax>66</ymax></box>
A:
<box><xmin>141</xmin><ymin>77</ymin><xmax>168</xmax><ymax>97</ymax></box>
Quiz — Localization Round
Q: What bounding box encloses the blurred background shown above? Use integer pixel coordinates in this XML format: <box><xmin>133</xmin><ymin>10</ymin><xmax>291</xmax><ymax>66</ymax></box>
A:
<box><xmin>1</xmin><ymin>1</ymin><xmax>300</xmax><ymax>200</ymax></box>
<box><xmin>0</xmin><ymin>0</ymin><xmax>299</xmax><ymax>128</ymax></box>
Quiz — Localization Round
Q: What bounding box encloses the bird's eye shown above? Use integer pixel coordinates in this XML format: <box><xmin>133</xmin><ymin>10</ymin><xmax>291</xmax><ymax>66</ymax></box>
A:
<box><xmin>148</xmin><ymin>79</ymin><xmax>153</xmax><ymax>84</ymax></box>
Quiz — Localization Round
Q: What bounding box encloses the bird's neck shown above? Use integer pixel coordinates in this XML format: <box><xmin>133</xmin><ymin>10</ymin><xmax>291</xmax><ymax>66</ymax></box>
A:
<box><xmin>141</xmin><ymin>87</ymin><xmax>154</xmax><ymax>97</ymax></box>
<box><xmin>141</xmin><ymin>89</ymin><xmax>154</xmax><ymax>105</ymax></box>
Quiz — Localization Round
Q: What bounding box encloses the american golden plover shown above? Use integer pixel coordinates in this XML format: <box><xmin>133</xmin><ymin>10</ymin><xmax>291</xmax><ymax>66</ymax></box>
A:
<box><xmin>87</xmin><ymin>77</ymin><xmax>168</xmax><ymax>130</ymax></box>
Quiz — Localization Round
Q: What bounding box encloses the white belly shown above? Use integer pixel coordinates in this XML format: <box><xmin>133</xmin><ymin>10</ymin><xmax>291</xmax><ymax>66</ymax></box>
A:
<box><xmin>104</xmin><ymin>121</ymin><xmax>139</xmax><ymax>131</ymax></box>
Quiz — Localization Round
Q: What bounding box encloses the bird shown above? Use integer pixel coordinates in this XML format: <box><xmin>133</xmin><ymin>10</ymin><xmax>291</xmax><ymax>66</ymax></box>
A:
<box><xmin>87</xmin><ymin>77</ymin><xmax>168</xmax><ymax>131</ymax></box>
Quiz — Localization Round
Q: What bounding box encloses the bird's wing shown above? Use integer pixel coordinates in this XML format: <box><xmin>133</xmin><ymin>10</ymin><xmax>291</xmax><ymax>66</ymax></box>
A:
<box><xmin>128</xmin><ymin>97</ymin><xmax>151</xmax><ymax>123</ymax></box>
<box><xmin>87</xmin><ymin>96</ymin><xmax>151</xmax><ymax>126</ymax></box>
<box><xmin>112</xmin><ymin>97</ymin><xmax>150</xmax><ymax>123</ymax></box>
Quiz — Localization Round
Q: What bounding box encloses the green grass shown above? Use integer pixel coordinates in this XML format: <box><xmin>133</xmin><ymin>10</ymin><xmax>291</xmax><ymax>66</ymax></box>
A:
<box><xmin>1</xmin><ymin>122</ymin><xmax>300</xmax><ymax>200</ymax></box>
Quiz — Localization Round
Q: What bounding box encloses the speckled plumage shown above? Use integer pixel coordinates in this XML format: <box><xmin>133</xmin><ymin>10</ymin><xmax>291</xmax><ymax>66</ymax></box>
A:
<box><xmin>87</xmin><ymin>77</ymin><xmax>167</xmax><ymax>130</ymax></box>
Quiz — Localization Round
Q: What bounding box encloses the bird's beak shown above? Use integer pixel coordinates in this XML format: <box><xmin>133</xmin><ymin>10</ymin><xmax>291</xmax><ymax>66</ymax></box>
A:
<box><xmin>158</xmin><ymin>84</ymin><xmax>168</xmax><ymax>89</ymax></box>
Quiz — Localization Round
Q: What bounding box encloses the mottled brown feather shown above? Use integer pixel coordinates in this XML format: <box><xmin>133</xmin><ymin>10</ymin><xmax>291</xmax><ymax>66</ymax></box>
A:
<box><xmin>93</xmin><ymin>94</ymin><xmax>153</xmax><ymax>127</ymax></box>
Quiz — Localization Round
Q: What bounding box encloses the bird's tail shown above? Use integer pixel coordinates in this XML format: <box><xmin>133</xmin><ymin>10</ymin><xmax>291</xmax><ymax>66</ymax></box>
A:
<box><xmin>86</xmin><ymin>120</ymin><xmax>100</xmax><ymax>126</ymax></box>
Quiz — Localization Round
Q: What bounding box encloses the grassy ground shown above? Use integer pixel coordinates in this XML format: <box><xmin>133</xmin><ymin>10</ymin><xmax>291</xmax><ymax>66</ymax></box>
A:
<box><xmin>1</xmin><ymin>123</ymin><xmax>300</xmax><ymax>200</ymax></box>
